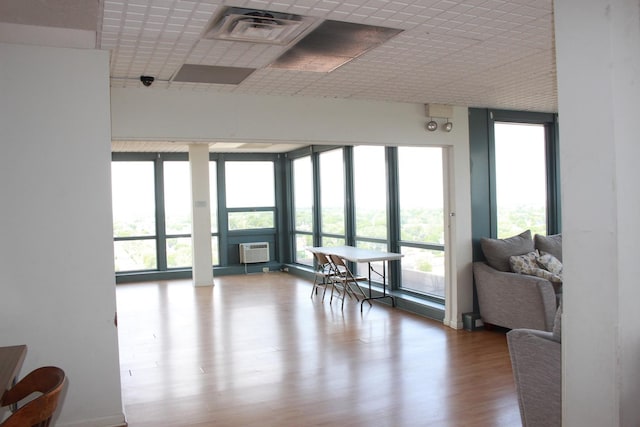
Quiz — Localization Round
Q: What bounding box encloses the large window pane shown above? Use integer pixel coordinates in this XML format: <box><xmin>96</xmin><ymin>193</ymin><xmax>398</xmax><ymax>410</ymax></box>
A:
<box><xmin>112</xmin><ymin>161</ymin><xmax>156</xmax><ymax>237</ymax></box>
<box><xmin>225</xmin><ymin>161</ymin><xmax>275</xmax><ymax>208</ymax></box>
<box><xmin>354</xmin><ymin>146</ymin><xmax>387</xmax><ymax>239</ymax></box>
<box><xmin>495</xmin><ymin>122</ymin><xmax>547</xmax><ymax>238</ymax></box>
<box><xmin>321</xmin><ymin>236</ymin><xmax>345</xmax><ymax>247</ymax></box>
<box><xmin>398</xmin><ymin>147</ymin><xmax>444</xmax><ymax>244</ymax></box>
<box><xmin>400</xmin><ymin>246</ymin><xmax>445</xmax><ymax>297</ymax></box>
<box><xmin>211</xmin><ymin>236</ymin><xmax>219</xmax><ymax>265</ymax></box>
<box><xmin>293</xmin><ymin>157</ymin><xmax>313</xmax><ymax>232</ymax></box>
<box><xmin>228</xmin><ymin>211</ymin><xmax>274</xmax><ymax>230</ymax></box>
<box><xmin>210</xmin><ymin>161</ymin><xmax>219</xmax><ymax>266</ymax></box>
<box><xmin>166</xmin><ymin>237</ymin><xmax>192</xmax><ymax>269</ymax></box>
<box><xmin>397</xmin><ymin>147</ymin><xmax>445</xmax><ymax>298</ymax></box>
<box><xmin>209</xmin><ymin>161</ymin><xmax>218</xmax><ymax>233</ymax></box>
<box><xmin>114</xmin><ymin>240</ymin><xmax>157</xmax><ymax>272</ymax></box>
<box><xmin>319</xmin><ymin>149</ymin><xmax>345</xmax><ymax>235</ymax></box>
<box><xmin>295</xmin><ymin>233</ymin><xmax>313</xmax><ymax>266</ymax></box>
<box><xmin>164</xmin><ymin>161</ymin><xmax>192</xmax><ymax>235</ymax></box>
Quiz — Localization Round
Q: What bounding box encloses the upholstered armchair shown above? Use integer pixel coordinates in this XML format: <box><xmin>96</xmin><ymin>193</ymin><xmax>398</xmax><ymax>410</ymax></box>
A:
<box><xmin>473</xmin><ymin>230</ymin><xmax>562</xmax><ymax>331</ymax></box>
<box><xmin>507</xmin><ymin>305</ymin><xmax>562</xmax><ymax>427</ymax></box>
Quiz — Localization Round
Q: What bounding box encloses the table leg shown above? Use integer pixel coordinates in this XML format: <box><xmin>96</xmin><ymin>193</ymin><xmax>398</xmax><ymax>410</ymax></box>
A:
<box><xmin>361</xmin><ymin>261</ymin><xmax>396</xmax><ymax>312</ymax></box>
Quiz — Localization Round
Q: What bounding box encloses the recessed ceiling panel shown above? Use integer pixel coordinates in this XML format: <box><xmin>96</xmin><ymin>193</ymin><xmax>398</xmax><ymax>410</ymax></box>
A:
<box><xmin>270</xmin><ymin>20</ymin><xmax>403</xmax><ymax>72</ymax></box>
<box><xmin>0</xmin><ymin>0</ymin><xmax>98</xmax><ymax>30</ymax></box>
<box><xmin>173</xmin><ymin>64</ymin><xmax>255</xmax><ymax>84</ymax></box>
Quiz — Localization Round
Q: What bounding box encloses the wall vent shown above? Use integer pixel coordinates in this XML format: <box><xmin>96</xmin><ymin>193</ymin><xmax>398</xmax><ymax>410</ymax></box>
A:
<box><xmin>239</xmin><ymin>242</ymin><xmax>270</xmax><ymax>264</ymax></box>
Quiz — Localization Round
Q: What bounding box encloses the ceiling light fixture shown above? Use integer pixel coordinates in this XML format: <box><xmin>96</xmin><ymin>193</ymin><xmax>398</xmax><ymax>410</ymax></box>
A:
<box><xmin>425</xmin><ymin>104</ymin><xmax>454</xmax><ymax>133</ymax></box>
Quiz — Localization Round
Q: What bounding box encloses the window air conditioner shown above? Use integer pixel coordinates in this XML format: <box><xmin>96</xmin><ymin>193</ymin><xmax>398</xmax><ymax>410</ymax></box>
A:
<box><xmin>239</xmin><ymin>242</ymin><xmax>270</xmax><ymax>264</ymax></box>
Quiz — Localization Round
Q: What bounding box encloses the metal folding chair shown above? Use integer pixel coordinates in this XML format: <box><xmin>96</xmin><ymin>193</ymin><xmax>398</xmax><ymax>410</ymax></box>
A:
<box><xmin>327</xmin><ymin>254</ymin><xmax>370</xmax><ymax>309</ymax></box>
<box><xmin>310</xmin><ymin>251</ymin><xmax>336</xmax><ymax>301</ymax></box>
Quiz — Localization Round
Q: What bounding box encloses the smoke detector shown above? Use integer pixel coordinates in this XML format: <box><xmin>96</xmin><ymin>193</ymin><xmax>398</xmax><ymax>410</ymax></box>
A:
<box><xmin>204</xmin><ymin>7</ymin><xmax>315</xmax><ymax>45</ymax></box>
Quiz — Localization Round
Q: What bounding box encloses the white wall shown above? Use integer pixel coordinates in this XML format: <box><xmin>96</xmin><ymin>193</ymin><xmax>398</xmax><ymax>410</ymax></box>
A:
<box><xmin>0</xmin><ymin>43</ymin><xmax>125</xmax><ymax>427</ymax></box>
<box><xmin>111</xmin><ymin>88</ymin><xmax>474</xmax><ymax>327</ymax></box>
<box><xmin>555</xmin><ymin>0</ymin><xmax>640</xmax><ymax>425</ymax></box>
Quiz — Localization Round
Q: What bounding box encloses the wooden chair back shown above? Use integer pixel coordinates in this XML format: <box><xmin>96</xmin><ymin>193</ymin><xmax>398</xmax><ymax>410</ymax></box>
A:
<box><xmin>0</xmin><ymin>366</ymin><xmax>66</xmax><ymax>427</ymax></box>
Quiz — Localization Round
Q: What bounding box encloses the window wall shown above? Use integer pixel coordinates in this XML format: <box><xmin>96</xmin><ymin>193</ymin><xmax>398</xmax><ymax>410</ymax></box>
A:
<box><xmin>209</xmin><ymin>161</ymin><xmax>219</xmax><ymax>265</ymax></box>
<box><xmin>318</xmin><ymin>149</ymin><xmax>346</xmax><ymax>246</ymax></box>
<box><xmin>494</xmin><ymin>122</ymin><xmax>547</xmax><ymax>238</ymax></box>
<box><xmin>112</xmin><ymin>161</ymin><xmax>157</xmax><ymax>272</ymax></box>
<box><xmin>225</xmin><ymin>161</ymin><xmax>275</xmax><ymax>230</ymax></box>
<box><xmin>469</xmin><ymin>108</ymin><xmax>560</xmax><ymax>263</ymax></box>
<box><xmin>288</xmin><ymin>145</ymin><xmax>449</xmax><ymax>302</ymax></box>
<box><xmin>292</xmin><ymin>156</ymin><xmax>314</xmax><ymax>266</ymax></box>
<box><xmin>163</xmin><ymin>161</ymin><xmax>192</xmax><ymax>268</ymax></box>
<box><xmin>353</xmin><ymin>146</ymin><xmax>387</xmax><ymax>243</ymax></box>
<box><xmin>397</xmin><ymin>147</ymin><xmax>445</xmax><ymax>298</ymax></box>
<box><xmin>112</xmin><ymin>153</ymin><xmax>277</xmax><ymax>279</ymax></box>
<box><xmin>352</xmin><ymin>146</ymin><xmax>390</xmax><ymax>289</ymax></box>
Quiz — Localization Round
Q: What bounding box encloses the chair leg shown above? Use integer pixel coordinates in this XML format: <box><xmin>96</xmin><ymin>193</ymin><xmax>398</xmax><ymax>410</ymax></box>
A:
<box><xmin>321</xmin><ymin>279</ymin><xmax>329</xmax><ymax>301</ymax></box>
<box><xmin>329</xmin><ymin>278</ymin><xmax>344</xmax><ymax>306</ymax></box>
<box><xmin>310</xmin><ymin>276</ymin><xmax>319</xmax><ymax>298</ymax></box>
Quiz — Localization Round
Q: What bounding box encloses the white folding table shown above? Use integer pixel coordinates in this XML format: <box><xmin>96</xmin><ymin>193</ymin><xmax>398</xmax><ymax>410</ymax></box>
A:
<box><xmin>308</xmin><ymin>246</ymin><xmax>403</xmax><ymax>311</ymax></box>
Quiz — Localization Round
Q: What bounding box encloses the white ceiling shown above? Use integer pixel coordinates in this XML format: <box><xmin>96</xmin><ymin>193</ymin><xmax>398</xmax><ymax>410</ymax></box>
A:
<box><xmin>0</xmin><ymin>0</ymin><xmax>557</xmax><ymax>153</ymax></box>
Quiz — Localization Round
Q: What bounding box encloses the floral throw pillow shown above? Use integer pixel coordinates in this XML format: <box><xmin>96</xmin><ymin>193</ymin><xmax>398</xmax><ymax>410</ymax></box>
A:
<box><xmin>509</xmin><ymin>251</ymin><xmax>540</xmax><ymax>275</ymax></box>
<box><xmin>532</xmin><ymin>268</ymin><xmax>563</xmax><ymax>283</ymax></box>
<box><xmin>538</xmin><ymin>251</ymin><xmax>563</xmax><ymax>275</ymax></box>
<box><xmin>510</xmin><ymin>251</ymin><xmax>563</xmax><ymax>283</ymax></box>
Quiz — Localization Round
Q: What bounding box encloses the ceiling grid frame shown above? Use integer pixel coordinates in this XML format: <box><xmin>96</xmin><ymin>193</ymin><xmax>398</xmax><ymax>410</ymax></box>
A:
<box><xmin>0</xmin><ymin>0</ymin><xmax>557</xmax><ymax>151</ymax></box>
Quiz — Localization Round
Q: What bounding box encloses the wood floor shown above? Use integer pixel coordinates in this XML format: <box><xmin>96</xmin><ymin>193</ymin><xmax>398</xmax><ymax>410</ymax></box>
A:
<box><xmin>116</xmin><ymin>272</ymin><xmax>521</xmax><ymax>427</ymax></box>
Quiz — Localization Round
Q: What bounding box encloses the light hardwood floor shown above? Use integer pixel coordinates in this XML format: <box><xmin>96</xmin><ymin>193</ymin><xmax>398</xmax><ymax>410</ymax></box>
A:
<box><xmin>116</xmin><ymin>272</ymin><xmax>520</xmax><ymax>427</ymax></box>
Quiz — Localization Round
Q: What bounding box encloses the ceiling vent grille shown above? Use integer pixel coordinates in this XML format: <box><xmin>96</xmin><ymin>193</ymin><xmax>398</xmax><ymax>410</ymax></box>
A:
<box><xmin>204</xmin><ymin>7</ymin><xmax>315</xmax><ymax>45</ymax></box>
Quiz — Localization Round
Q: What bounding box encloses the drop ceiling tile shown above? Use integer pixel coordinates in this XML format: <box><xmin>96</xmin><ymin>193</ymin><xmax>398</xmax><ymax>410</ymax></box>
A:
<box><xmin>81</xmin><ymin>0</ymin><xmax>561</xmax><ymax>110</ymax></box>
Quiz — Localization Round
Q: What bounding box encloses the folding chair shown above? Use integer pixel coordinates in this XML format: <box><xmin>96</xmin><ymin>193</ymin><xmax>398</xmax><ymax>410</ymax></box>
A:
<box><xmin>310</xmin><ymin>251</ymin><xmax>336</xmax><ymax>301</ymax></box>
<box><xmin>327</xmin><ymin>254</ymin><xmax>371</xmax><ymax>309</ymax></box>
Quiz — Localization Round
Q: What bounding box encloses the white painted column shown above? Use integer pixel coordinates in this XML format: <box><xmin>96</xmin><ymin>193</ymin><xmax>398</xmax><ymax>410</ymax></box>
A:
<box><xmin>555</xmin><ymin>1</ymin><xmax>640</xmax><ymax>425</ymax></box>
<box><xmin>189</xmin><ymin>144</ymin><xmax>214</xmax><ymax>286</ymax></box>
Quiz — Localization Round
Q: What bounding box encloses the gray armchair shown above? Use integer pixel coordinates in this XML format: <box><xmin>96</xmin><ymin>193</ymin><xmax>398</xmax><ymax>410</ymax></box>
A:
<box><xmin>507</xmin><ymin>313</ymin><xmax>561</xmax><ymax>427</ymax></box>
<box><xmin>473</xmin><ymin>262</ymin><xmax>557</xmax><ymax>331</ymax></box>
<box><xmin>473</xmin><ymin>230</ymin><xmax>562</xmax><ymax>331</ymax></box>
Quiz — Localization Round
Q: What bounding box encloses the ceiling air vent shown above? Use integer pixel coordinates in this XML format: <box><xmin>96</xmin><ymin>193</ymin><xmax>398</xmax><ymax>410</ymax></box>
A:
<box><xmin>204</xmin><ymin>7</ymin><xmax>315</xmax><ymax>45</ymax></box>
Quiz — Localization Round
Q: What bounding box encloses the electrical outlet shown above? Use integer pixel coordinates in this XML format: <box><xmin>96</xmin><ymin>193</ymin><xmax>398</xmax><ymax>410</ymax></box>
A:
<box><xmin>262</xmin><ymin>267</ymin><xmax>269</xmax><ymax>273</ymax></box>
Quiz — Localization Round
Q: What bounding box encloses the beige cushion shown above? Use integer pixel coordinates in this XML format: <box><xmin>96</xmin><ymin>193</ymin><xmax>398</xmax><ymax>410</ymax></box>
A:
<box><xmin>532</xmin><ymin>268</ymin><xmax>563</xmax><ymax>283</ymax></box>
<box><xmin>509</xmin><ymin>251</ymin><xmax>539</xmax><ymax>275</ymax></box>
<box><xmin>538</xmin><ymin>251</ymin><xmax>563</xmax><ymax>275</ymax></box>
<box><xmin>510</xmin><ymin>251</ymin><xmax>563</xmax><ymax>283</ymax></box>
<box><xmin>481</xmin><ymin>230</ymin><xmax>534</xmax><ymax>272</ymax></box>
<box><xmin>534</xmin><ymin>233</ymin><xmax>562</xmax><ymax>262</ymax></box>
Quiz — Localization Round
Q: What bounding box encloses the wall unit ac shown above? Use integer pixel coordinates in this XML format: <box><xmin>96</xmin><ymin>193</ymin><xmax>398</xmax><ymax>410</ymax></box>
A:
<box><xmin>239</xmin><ymin>242</ymin><xmax>270</xmax><ymax>264</ymax></box>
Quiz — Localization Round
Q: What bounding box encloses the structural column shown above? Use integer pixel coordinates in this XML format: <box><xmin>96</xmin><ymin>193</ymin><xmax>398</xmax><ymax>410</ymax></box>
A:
<box><xmin>555</xmin><ymin>1</ymin><xmax>640</xmax><ymax>425</ymax></box>
<box><xmin>189</xmin><ymin>144</ymin><xmax>214</xmax><ymax>286</ymax></box>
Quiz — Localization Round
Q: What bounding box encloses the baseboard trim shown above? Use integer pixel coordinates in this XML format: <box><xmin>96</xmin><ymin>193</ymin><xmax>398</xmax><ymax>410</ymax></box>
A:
<box><xmin>57</xmin><ymin>414</ymin><xmax>127</xmax><ymax>427</ymax></box>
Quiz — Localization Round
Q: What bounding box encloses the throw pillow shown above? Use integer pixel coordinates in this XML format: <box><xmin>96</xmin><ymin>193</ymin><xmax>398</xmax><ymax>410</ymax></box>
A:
<box><xmin>481</xmin><ymin>230</ymin><xmax>535</xmax><ymax>272</ymax></box>
<box><xmin>509</xmin><ymin>251</ymin><xmax>539</xmax><ymax>275</ymax></box>
<box><xmin>532</xmin><ymin>268</ymin><xmax>563</xmax><ymax>284</ymax></box>
<box><xmin>510</xmin><ymin>251</ymin><xmax>563</xmax><ymax>283</ymax></box>
<box><xmin>538</xmin><ymin>251</ymin><xmax>563</xmax><ymax>275</ymax></box>
<box><xmin>534</xmin><ymin>233</ymin><xmax>562</xmax><ymax>262</ymax></box>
